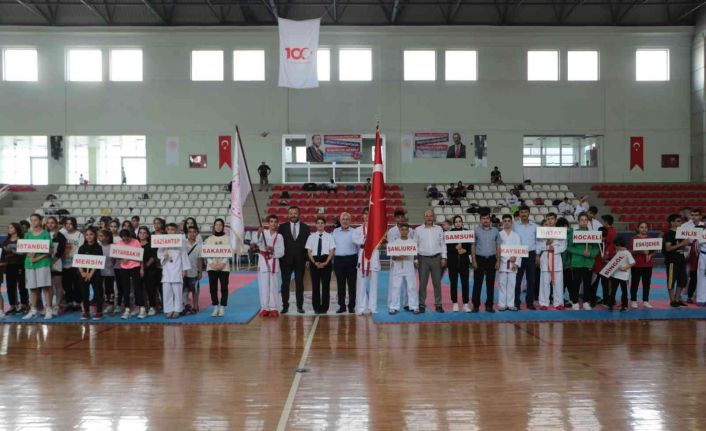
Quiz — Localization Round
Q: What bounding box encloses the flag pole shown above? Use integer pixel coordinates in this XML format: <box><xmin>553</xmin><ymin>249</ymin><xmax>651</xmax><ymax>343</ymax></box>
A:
<box><xmin>235</xmin><ymin>125</ymin><xmax>265</xmax><ymax>231</ymax></box>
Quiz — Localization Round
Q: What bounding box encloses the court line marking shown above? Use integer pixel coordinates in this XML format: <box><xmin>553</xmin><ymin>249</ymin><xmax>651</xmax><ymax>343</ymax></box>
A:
<box><xmin>276</xmin><ymin>315</ymin><xmax>320</xmax><ymax>431</ymax></box>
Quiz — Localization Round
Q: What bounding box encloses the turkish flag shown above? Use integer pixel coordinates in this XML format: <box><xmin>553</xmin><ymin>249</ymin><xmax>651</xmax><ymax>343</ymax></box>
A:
<box><xmin>219</xmin><ymin>135</ymin><xmax>232</xmax><ymax>169</ymax></box>
<box><xmin>630</xmin><ymin>136</ymin><xmax>644</xmax><ymax>171</ymax></box>
<box><xmin>363</xmin><ymin>124</ymin><xmax>387</xmax><ymax>276</ymax></box>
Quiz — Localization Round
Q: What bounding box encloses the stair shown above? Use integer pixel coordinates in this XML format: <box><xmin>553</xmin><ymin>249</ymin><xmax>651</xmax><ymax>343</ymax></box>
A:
<box><xmin>0</xmin><ymin>186</ymin><xmax>58</xmax><ymax>234</ymax></box>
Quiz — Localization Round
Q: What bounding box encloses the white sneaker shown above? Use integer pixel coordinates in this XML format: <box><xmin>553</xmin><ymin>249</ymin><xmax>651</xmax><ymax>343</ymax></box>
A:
<box><xmin>643</xmin><ymin>301</ymin><xmax>653</xmax><ymax>309</ymax></box>
<box><xmin>463</xmin><ymin>304</ymin><xmax>471</xmax><ymax>312</ymax></box>
<box><xmin>130</xmin><ymin>308</ymin><xmax>139</xmax><ymax>316</ymax></box>
<box><xmin>211</xmin><ymin>306</ymin><xmax>220</xmax><ymax>317</ymax></box>
<box><xmin>572</xmin><ymin>303</ymin><xmax>580</xmax><ymax>310</ymax></box>
<box><xmin>217</xmin><ymin>306</ymin><xmax>225</xmax><ymax>317</ymax></box>
<box><xmin>52</xmin><ymin>305</ymin><xmax>59</xmax><ymax>315</ymax></box>
<box><xmin>104</xmin><ymin>305</ymin><xmax>113</xmax><ymax>314</ymax></box>
<box><xmin>22</xmin><ymin>308</ymin><xmax>37</xmax><ymax>320</ymax></box>
<box><xmin>0</xmin><ymin>310</ymin><xmax>5</xmax><ymax>318</ymax></box>
<box><xmin>137</xmin><ymin>307</ymin><xmax>147</xmax><ymax>319</ymax></box>
<box><xmin>44</xmin><ymin>308</ymin><xmax>53</xmax><ymax>320</ymax></box>
<box><xmin>631</xmin><ymin>301</ymin><xmax>638</xmax><ymax>309</ymax></box>
<box><xmin>121</xmin><ymin>309</ymin><xmax>130</xmax><ymax>319</ymax></box>
<box><xmin>452</xmin><ymin>303</ymin><xmax>459</xmax><ymax>312</ymax></box>
<box><xmin>583</xmin><ymin>303</ymin><xmax>592</xmax><ymax>311</ymax></box>
<box><xmin>147</xmin><ymin>307</ymin><xmax>156</xmax><ymax>316</ymax></box>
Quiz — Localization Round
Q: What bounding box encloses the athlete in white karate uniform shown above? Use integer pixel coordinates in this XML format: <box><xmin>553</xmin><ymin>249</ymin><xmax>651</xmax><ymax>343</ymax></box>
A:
<box><xmin>353</xmin><ymin>208</ymin><xmax>379</xmax><ymax>315</ymax></box>
<box><xmin>536</xmin><ymin>213</ymin><xmax>567</xmax><ymax>309</ymax></box>
<box><xmin>498</xmin><ymin>215</ymin><xmax>522</xmax><ymax>311</ymax></box>
<box><xmin>387</xmin><ymin>211</ymin><xmax>414</xmax><ymax>311</ymax></box>
<box><xmin>697</xmin><ymin>234</ymin><xmax>706</xmax><ymax>306</ymax></box>
<box><xmin>388</xmin><ymin>223</ymin><xmax>420</xmax><ymax>314</ymax></box>
<box><xmin>158</xmin><ymin>223</ymin><xmax>192</xmax><ymax>319</ymax></box>
<box><xmin>256</xmin><ymin>215</ymin><xmax>286</xmax><ymax>317</ymax></box>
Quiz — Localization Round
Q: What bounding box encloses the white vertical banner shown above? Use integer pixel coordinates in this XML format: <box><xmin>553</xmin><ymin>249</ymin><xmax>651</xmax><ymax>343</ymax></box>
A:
<box><xmin>166</xmin><ymin>137</ymin><xmax>179</xmax><ymax>166</ymax></box>
<box><xmin>229</xmin><ymin>135</ymin><xmax>252</xmax><ymax>253</ymax></box>
<box><xmin>278</xmin><ymin>17</ymin><xmax>320</xmax><ymax>89</ymax></box>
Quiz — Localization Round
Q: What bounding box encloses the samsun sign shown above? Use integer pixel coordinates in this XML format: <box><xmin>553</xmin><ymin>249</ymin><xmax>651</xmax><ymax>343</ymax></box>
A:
<box><xmin>599</xmin><ymin>253</ymin><xmax>627</xmax><ymax>278</ymax></box>
<box><xmin>110</xmin><ymin>245</ymin><xmax>144</xmax><ymax>261</ymax></box>
<box><xmin>72</xmin><ymin>254</ymin><xmax>106</xmax><ymax>269</ymax></box>
<box><xmin>444</xmin><ymin>230</ymin><xmax>475</xmax><ymax>244</ymax></box>
<box><xmin>201</xmin><ymin>245</ymin><xmax>233</xmax><ymax>258</ymax></box>
<box><xmin>500</xmin><ymin>244</ymin><xmax>529</xmax><ymax>258</ymax></box>
<box><xmin>572</xmin><ymin>230</ymin><xmax>602</xmax><ymax>244</ymax></box>
<box><xmin>632</xmin><ymin>238</ymin><xmax>663</xmax><ymax>252</ymax></box>
<box><xmin>537</xmin><ymin>226</ymin><xmax>567</xmax><ymax>240</ymax></box>
<box><xmin>386</xmin><ymin>240</ymin><xmax>418</xmax><ymax>256</ymax></box>
<box><xmin>151</xmin><ymin>234</ymin><xmax>183</xmax><ymax>248</ymax></box>
<box><xmin>17</xmin><ymin>239</ymin><xmax>50</xmax><ymax>254</ymax></box>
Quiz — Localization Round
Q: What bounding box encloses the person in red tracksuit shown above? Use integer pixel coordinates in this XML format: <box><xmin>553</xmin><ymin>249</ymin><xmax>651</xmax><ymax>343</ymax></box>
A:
<box><xmin>630</xmin><ymin>221</ymin><xmax>656</xmax><ymax>308</ymax></box>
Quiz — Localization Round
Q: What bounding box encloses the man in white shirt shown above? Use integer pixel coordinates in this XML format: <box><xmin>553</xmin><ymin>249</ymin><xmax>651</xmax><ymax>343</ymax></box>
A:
<box><xmin>536</xmin><ymin>213</ymin><xmax>566</xmax><ymax>310</ymax></box>
<box><xmin>558</xmin><ymin>198</ymin><xmax>574</xmax><ymax>216</ymax></box>
<box><xmin>414</xmin><ymin>210</ymin><xmax>447</xmax><ymax>313</ymax></box>
<box><xmin>681</xmin><ymin>208</ymin><xmax>704</xmax><ymax>303</ymax></box>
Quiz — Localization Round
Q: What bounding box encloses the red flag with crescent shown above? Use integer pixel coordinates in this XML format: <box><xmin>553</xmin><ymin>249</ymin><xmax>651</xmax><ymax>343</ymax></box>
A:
<box><xmin>630</xmin><ymin>136</ymin><xmax>644</xmax><ymax>171</ymax></box>
<box><xmin>363</xmin><ymin>123</ymin><xmax>386</xmax><ymax>275</ymax></box>
<box><xmin>219</xmin><ymin>135</ymin><xmax>232</xmax><ymax>169</ymax></box>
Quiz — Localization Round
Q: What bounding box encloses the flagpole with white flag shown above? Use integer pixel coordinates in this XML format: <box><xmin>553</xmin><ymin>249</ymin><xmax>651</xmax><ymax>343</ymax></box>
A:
<box><xmin>229</xmin><ymin>126</ymin><xmax>262</xmax><ymax>255</ymax></box>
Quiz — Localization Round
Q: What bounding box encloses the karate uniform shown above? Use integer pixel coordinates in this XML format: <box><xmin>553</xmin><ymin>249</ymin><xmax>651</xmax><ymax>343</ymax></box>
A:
<box><xmin>353</xmin><ymin>225</ymin><xmax>379</xmax><ymax>314</ymax></box>
<box><xmin>498</xmin><ymin>230</ymin><xmax>522</xmax><ymax>309</ymax></box>
<box><xmin>697</xmin><ymin>241</ymin><xmax>706</xmax><ymax>304</ymax></box>
<box><xmin>256</xmin><ymin>230</ymin><xmax>285</xmax><ymax>311</ymax></box>
<box><xmin>387</xmin><ymin>226</ymin><xmax>414</xmax><ymax>308</ymax></box>
<box><xmin>536</xmin><ymin>237</ymin><xmax>566</xmax><ymax>307</ymax></box>
<box><xmin>158</xmin><ymin>244</ymin><xmax>192</xmax><ymax>314</ymax></box>
<box><xmin>388</xmin><ymin>253</ymin><xmax>419</xmax><ymax>312</ymax></box>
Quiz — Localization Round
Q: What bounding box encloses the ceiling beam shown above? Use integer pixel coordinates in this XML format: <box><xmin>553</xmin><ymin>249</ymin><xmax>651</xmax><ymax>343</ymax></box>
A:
<box><xmin>616</xmin><ymin>0</ymin><xmax>650</xmax><ymax>24</ymax></box>
<box><xmin>261</xmin><ymin>0</ymin><xmax>278</xmax><ymax>19</ymax></box>
<box><xmin>140</xmin><ymin>0</ymin><xmax>167</xmax><ymax>24</ymax></box>
<box><xmin>390</xmin><ymin>0</ymin><xmax>402</xmax><ymax>23</ymax></box>
<box><xmin>15</xmin><ymin>0</ymin><xmax>53</xmax><ymax>24</ymax></box>
<box><xmin>204</xmin><ymin>0</ymin><xmax>224</xmax><ymax>22</ymax></box>
<box><xmin>78</xmin><ymin>0</ymin><xmax>111</xmax><ymax>24</ymax></box>
<box><xmin>447</xmin><ymin>0</ymin><xmax>463</xmax><ymax>23</ymax></box>
<box><xmin>675</xmin><ymin>0</ymin><xmax>706</xmax><ymax>22</ymax></box>
<box><xmin>562</xmin><ymin>0</ymin><xmax>587</xmax><ymax>22</ymax></box>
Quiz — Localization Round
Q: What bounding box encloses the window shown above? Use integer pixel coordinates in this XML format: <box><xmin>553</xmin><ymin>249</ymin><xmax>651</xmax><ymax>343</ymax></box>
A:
<box><xmin>527</xmin><ymin>50</ymin><xmax>559</xmax><ymax>81</ymax></box>
<box><xmin>0</xmin><ymin>136</ymin><xmax>47</xmax><ymax>185</ymax></box>
<box><xmin>233</xmin><ymin>50</ymin><xmax>265</xmax><ymax>81</ymax></box>
<box><xmin>636</xmin><ymin>49</ymin><xmax>669</xmax><ymax>81</ymax></box>
<box><xmin>3</xmin><ymin>48</ymin><xmax>38</xmax><ymax>81</ymax></box>
<box><xmin>110</xmin><ymin>49</ymin><xmax>143</xmax><ymax>81</ymax></box>
<box><xmin>295</xmin><ymin>147</ymin><xmax>307</xmax><ymax>163</ymax></box>
<box><xmin>67</xmin><ymin>49</ymin><xmax>102</xmax><ymax>82</ymax></box>
<box><xmin>317</xmin><ymin>48</ymin><xmax>330</xmax><ymax>81</ymax></box>
<box><xmin>445</xmin><ymin>50</ymin><xmax>477</xmax><ymax>81</ymax></box>
<box><xmin>67</xmin><ymin>137</ymin><xmax>90</xmax><ymax>184</ymax></box>
<box><xmin>567</xmin><ymin>50</ymin><xmax>599</xmax><ymax>81</ymax></box>
<box><xmin>404</xmin><ymin>50</ymin><xmax>435</xmax><ymax>81</ymax></box>
<box><xmin>68</xmin><ymin>136</ymin><xmax>147</xmax><ymax>185</ymax></box>
<box><xmin>191</xmin><ymin>50</ymin><xmax>224</xmax><ymax>81</ymax></box>
<box><xmin>523</xmin><ymin>136</ymin><xmax>601</xmax><ymax>167</ymax></box>
<box><xmin>339</xmin><ymin>49</ymin><xmax>372</xmax><ymax>81</ymax></box>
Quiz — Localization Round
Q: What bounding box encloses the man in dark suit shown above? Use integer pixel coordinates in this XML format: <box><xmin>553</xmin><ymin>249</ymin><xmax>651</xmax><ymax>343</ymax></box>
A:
<box><xmin>278</xmin><ymin>206</ymin><xmax>311</xmax><ymax>313</ymax></box>
<box><xmin>446</xmin><ymin>132</ymin><xmax>466</xmax><ymax>158</ymax></box>
<box><xmin>306</xmin><ymin>135</ymin><xmax>324</xmax><ymax>162</ymax></box>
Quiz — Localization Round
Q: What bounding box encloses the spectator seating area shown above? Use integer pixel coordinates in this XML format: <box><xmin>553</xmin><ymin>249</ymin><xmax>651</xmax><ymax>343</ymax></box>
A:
<box><xmin>593</xmin><ymin>183</ymin><xmax>706</xmax><ymax>230</ymax></box>
<box><xmin>54</xmin><ymin>184</ymin><xmax>230</xmax><ymax>230</ymax></box>
<box><xmin>430</xmin><ymin>183</ymin><xmax>577</xmax><ymax>226</ymax></box>
<box><xmin>267</xmin><ymin>184</ymin><xmax>404</xmax><ymax>225</ymax></box>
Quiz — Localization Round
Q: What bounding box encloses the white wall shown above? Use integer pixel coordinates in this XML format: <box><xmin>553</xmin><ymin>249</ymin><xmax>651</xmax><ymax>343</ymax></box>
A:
<box><xmin>0</xmin><ymin>25</ymin><xmax>692</xmax><ymax>184</ymax></box>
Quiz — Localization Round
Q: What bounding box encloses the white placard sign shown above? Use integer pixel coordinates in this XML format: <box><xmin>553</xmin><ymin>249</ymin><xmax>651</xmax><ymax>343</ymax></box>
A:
<box><xmin>676</xmin><ymin>227</ymin><xmax>700</xmax><ymax>240</ymax></box>
<box><xmin>501</xmin><ymin>244</ymin><xmax>529</xmax><ymax>258</ymax></box>
<box><xmin>151</xmin><ymin>234</ymin><xmax>183</xmax><ymax>248</ymax></box>
<box><xmin>201</xmin><ymin>245</ymin><xmax>233</xmax><ymax>258</ymax></box>
<box><xmin>572</xmin><ymin>230</ymin><xmax>603</xmax><ymax>244</ymax></box>
<box><xmin>72</xmin><ymin>254</ymin><xmax>106</xmax><ymax>269</ymax></box>
<box><xmin>110</xmin><ymin>244</ymin><xmax>144</xmax><ymax>261</ymax></box>
<box><xmin>632</xmin><ymin>238</ymin><xmax>662</xmax><ymax>252</ymax></box>
<box><xmin>17</xmin><ymin>239</ymin><xmax>50</xmax><ymax>254</ymax></box>
<box><xmin>537</xmin><ymin>226</ymin><xmax>567</xmax><ymax>240</ymax></box>
<box><xmin>599</xmin><ymin>253</ymin><xmax>628</xmax><ymax>278</ymax></box>
<box><xmin>444</xmin><ymin>230</ymin><xmax>475</xmax><ymax>244</ymax></box>
<box><xmin>386</xmin><ymin>240</ymin><xmax>418</xmax><ymax>256</ymax></box>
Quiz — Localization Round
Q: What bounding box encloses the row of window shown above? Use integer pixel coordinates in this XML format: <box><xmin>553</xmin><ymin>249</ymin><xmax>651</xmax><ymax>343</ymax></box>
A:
<box><xmin>1</xmin><ymin>47</ymin><xmax>670</xmax><ymax>83</ymax></box>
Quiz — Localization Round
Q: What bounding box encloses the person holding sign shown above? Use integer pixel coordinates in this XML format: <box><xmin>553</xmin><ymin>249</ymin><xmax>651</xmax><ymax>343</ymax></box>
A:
<box><xmin>60</xmin><ymin>217</ymin><xmax>84</xmax><ymax>313</ymax></box>
<box><xmin>447</xmin><ymin>215</ymin><xmax>472</xmax><ymax>312</ymax></box>
<box><xmin>158</xmin><ymin>223</ymin><xmax>191</xmax><ymax>319</ymax></box>
<box><xmin>22</xmin><ymin>214</ymin><xmax>53</xmax><ymax>320</ymax></box>
<box><xmin>629</xmin><ymin>222</ymin><xmax>656</xmax><ymax>308</ymax></box>
<box><xmin>116</xmin><ymin>229</ymin><xmax>143</xmax><ymax>320</ymax></box>
<box><xmin>205</xmin><ymin>219</ymin><xmax>232</xmax><ymax>317</ymax></box>
<box><xmin>536</xmin><ymin>213</ymin><xmax>567</xmax><ymax>310</ymax></box>
<box><xmin>566</xmin><ymin>213</ymin><xmax>600</xmax><ymax>310</ymax></box>
<box><xmin>497</xmin><ymin>214</ymin><xmax>521</xmax><ymax>311</ymax></box>
<box><xmin>415</xmin><ymin>210</ymin><xmax>447</xmax><ymax>313</ymax></box>
<box><xmin>387</xmin><ymin>210</ymin><xmax>413</xmax><ymax>311</ymax></box>
<box><xmin>46</xmin><ymin>216</ymin><xmax>66</xmax><ymax>316</ymax></box>
<box><xmin>388</xmin><ymin>223</ymin><xmax>420</xmax><ymax>315</ymax></box>
<box><xmin>1</xmin><ymin>223</ymin><xmax>28</xmax><ymax>314</ymax></box>
<box><xmin>605</xmin><ymin>237</ymin><xmax>636</xmax><ymax>312</ymax></box>
<box><xmin>513</xmin><ymin>205</ymin><xmax>538</xmax><ymax>310</ymax></box>
<box><xmin>682</xmin><ymin>209</ymin><xmax>704</xmax><ymax>303</ymax></box>
<box><xmin>663</xmin><ymin>214</ymin><xmax>689</xmax><ymax>308</ymax></box>
<box><xmin>305</xmin><ymin>217</ymin><xmax>336</xmax><ymax>314</ymax></box>
<box><xmin>76</xmin><ymin>227</ymin><xmax>104</xmax><ymax>320</ymax></box>
<box><xmin>255</xmin><ymin>215</ymin><xmax>285</xmax><ymax>317</ymax></box>
<box><xmin>183</xmin><ymin>226</ymin><xmax>203</xmax><ymax>314</ymax></box>
<box><xmin>353</xmin><ymin>208</ymin><xmax>380</xmax><ymax>315</ymax></box>
<box><xmin>471</xmin><ymin>211</ymin><xmax>500</xmax><ymax>313</ymax></box>
<box><xmin>139</xmin><ymin>227</ymin><xmax>159</xmax><ymax>319</ymax></box>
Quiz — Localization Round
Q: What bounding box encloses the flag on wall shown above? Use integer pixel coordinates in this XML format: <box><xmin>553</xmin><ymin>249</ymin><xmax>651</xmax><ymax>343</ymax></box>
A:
<box><xmin>363</xmin><ymin>123</ymin><xmax>387</xmax><ymax>276</ymax></box>
<box><xmin>278</xmin><ymin>18</ymin><xmax>320</xmax><ymax>89</ymax></box>
<box><xmin>229</xmin><ymin>135</ymin><xmax>251</xmax><ymax>252</ymax></box>
<box><xmin>166</xmin><ymin>137</ymin><xmax>179</xmax><ymax>166</ymax></box>
<box><xmin>630</xmin><ymin>136</ymin><xmax>644</xmax><ymax>171</ymax></box>
<box><xmin>219</xmin><ymin>135</ymin><xmax>232</xmax><ymax>169</ymax></box>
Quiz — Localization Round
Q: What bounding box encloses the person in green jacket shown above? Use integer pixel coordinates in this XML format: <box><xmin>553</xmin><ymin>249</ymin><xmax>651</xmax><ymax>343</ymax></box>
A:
<box><xmin>567</xmin><ymin>212</ymin><xmax>600</xmax><ymax>310</ymax></box>
<box><xmin>23</xmin><ymin>213</ymin><xmax>54</xmax><ymax>320</ymax></box>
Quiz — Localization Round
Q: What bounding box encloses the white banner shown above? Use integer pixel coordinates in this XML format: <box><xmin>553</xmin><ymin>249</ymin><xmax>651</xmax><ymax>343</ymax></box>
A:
<box><xmin>230</xmin><ymin>135</ymin><xmax>252</xmax><ymax>253</ymax></box>
<box><xmin>572</xmin><ymin>230</ymin><xmax>603</xmax><ymax>244</ymax></box>
<box><xmin>110</xmin><ymin>244</ymin><xmax>144</xmax><ymax>261</ymax></box>
<box><xmin>166</xmin><ymin>137</ymin><xmax>179</xmax><ymax>166</ymax></box>
<box><xmin>599</xmin><ymin>253</ymin><xmax>628</xmax><ymax>278</ymax></box>
<box><xmin>633</xmin><ymin>237</ymin><xmax>663</xmax><ymax>252</ymax></box>
<box><xmin>444</xmin><ymin>230</ymin><xmax>475</xmax><ymax>244</ymax></box>
<box><xmin>278</xmin><ymin>18</ymin><xmax>320</xmax><ymax>89</ymax></box>
<box><xmin>151</xmin><ymin>234</ymin><xmax>183</xmax><ymax>248</ymax></box>
<box><xmin>201</xmin><ymin>244</ymin><xmax>233</xmax><ymax>258</ymax></box>
<box><xmin>72</xmin><ymin>254</ymin><xmax>106</xmax><ymax>269</ymax></box>
<box><xmin>386</xmin><ymin>240</ymin><xmax>418</xmax><ymax>256</ymax></box>
<box><xmin>17</xmin><ymin>239</ymin><xmax>50</xmax><ymax>254</ymax></box>
<box><xmin>501</xmin><ymin>244</ymin><xmax>529</xmax><ymax>258</ymax></box>
<box><xmin>537</xmin><ymin>226</ymin><xmax>567</xmax><ymax>240</ymax></box>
